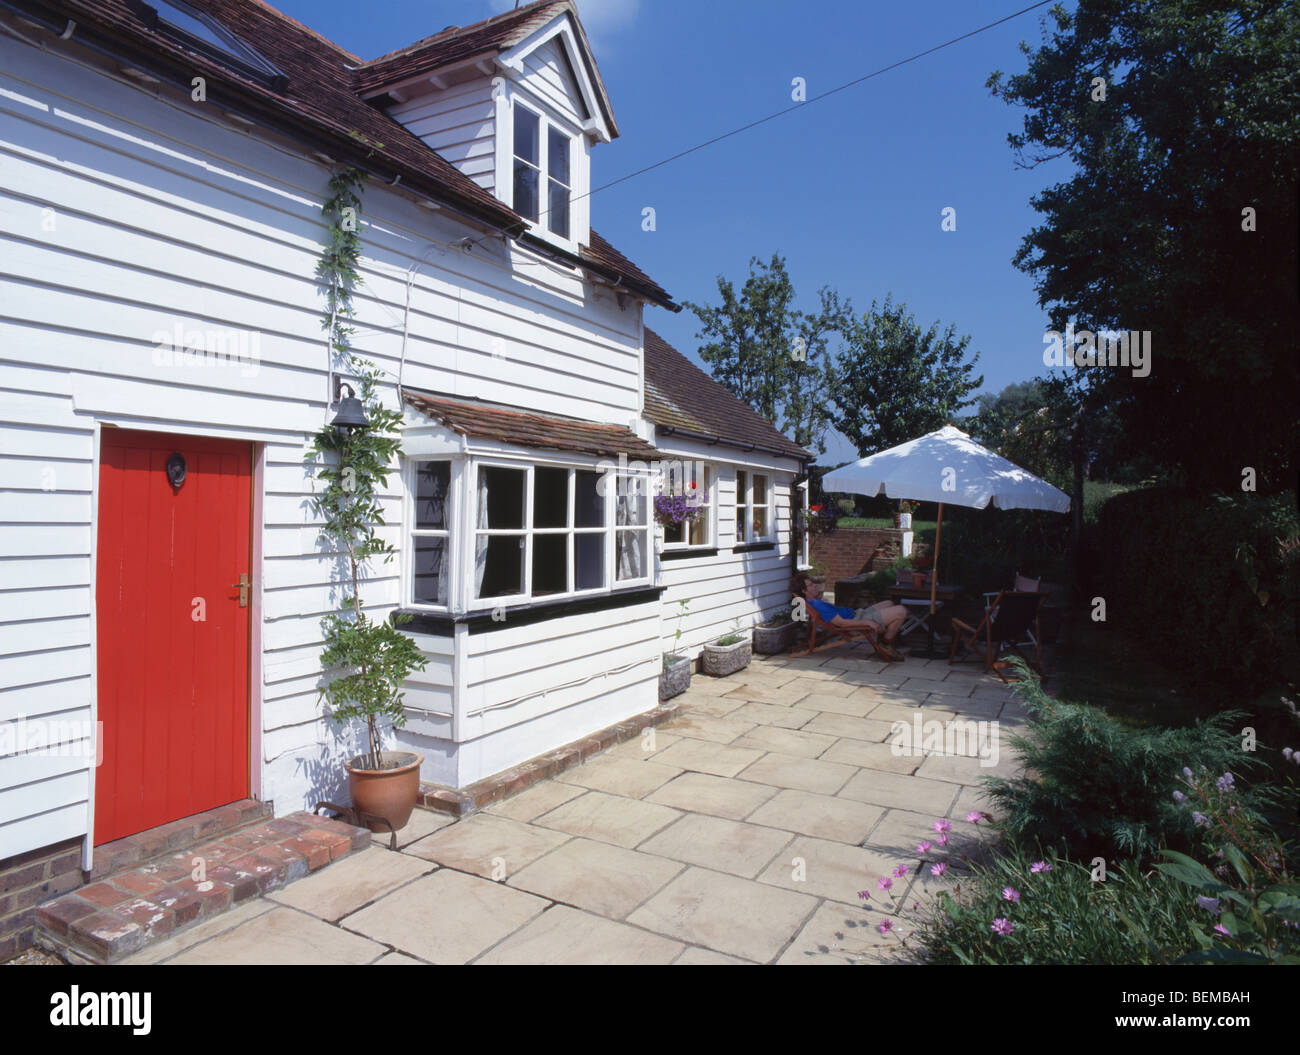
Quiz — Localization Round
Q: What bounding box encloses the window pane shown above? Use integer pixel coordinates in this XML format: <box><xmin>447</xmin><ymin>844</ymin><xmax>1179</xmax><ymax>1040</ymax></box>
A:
<box><xmin>616</xmin><ymin>485</ymin><xmax>646</xmax><ymax>526</ymax></box>
<box><xmin>479</xmin><ymin>466</ymin><xmax>525</xmax><ymax>530</ymax></box>
<box><xmin>752</xmin><ymin>474</ymin><xmax>768</xmax><ymax>505</ymax></box>
<box><xmin>735</xmin><ymin>470</ymin><xmax>747</xmax><ymax>541</ymax></box>
<box><xmin>548</xmin><ymin>127</ymin><xmax>570</xmax><ymax>185</ymax></box>
<box><xmin>547</xmin><ymin>180</ymin><xmax>570</xmax><ymax>239</ymax></box>
<box><xmin>575</xmin><ymin>533</ymin><xmax>604</xmax><ymax>590</ymax></box>
<box><xmin>753</xmin><ymin>508</ymin><xmax>768</xmax><ymax>539</ymax></box>
<box><xmin>415</xmin><ymin>461</ymin><xmax>450</xmax><ymax>530</ymax></box>
<box><xmin>574</xmin><ymin>471</ymin><xmax>604</xmax><ymax>527</ymax></box>
<box><xmin>477</xmin><ymin>535</ymin><xmax>524</xmax><ymax>598</ymax></box>
<box><xmin>412</xmin><ymin>536</ymin><xmax>447</xmax><ymax>605</ymax></box>
<box><xmin>533</xmin><ymin>467</ymin><xmax>568</xmax><ymax>528</ymax></box>
<box><xmin>616</xmin><ymin>529</ymin><xmax>646</xmax><ymax>581</ymax></box>
<box><xmin>688</xmin><ymin>508</ymin><xmax>710</xmax><ymax>547</ymax></box>
<box><xmin>514</xmin><ymin>106</ymin><xmax>539</xmax><ymax>164</ymax></box>
<box><xmin>532</xmin><ymin>533</ymin><xmax>566</xmax><ymax>595</ymax></box>
<box><xmin>513</xmin><ymin>161</ymin><xmax>538</xmax><ymax>221</ymax></box>
<box><xmin>664</xmin><ymin>521</ymin><xmax>683</xmax><ymax>545</ymax></box>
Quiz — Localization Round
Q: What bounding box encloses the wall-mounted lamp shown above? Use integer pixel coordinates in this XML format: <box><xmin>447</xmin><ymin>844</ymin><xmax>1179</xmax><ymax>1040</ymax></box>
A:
<box><xmin>330</xmin><ymin>379</ymin><xmax>368</xmax><ymax>431</ymax></box>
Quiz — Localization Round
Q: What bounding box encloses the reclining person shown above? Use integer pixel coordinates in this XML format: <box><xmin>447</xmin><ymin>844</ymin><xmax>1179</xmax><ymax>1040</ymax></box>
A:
<box><xmin>790</xmin><ymin>571</ymin><xmax>907</xmax><ymax>662</ymax></box>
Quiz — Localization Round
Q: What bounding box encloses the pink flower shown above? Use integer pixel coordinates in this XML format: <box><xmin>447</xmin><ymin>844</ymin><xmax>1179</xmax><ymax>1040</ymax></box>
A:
<box><xmin>1002</xmin><ymin>886</ymin><xmax>1021</xmax><ymax>902</ymax></box>
<box><xmin>930</xmin><ymin>862</ymin><xmax>948</xmax><ymax>877</ymax></box>
<box><xmin>936</xmin><ymin>833</ymin><xmax>949</xmax><ymax>846</ymax></box>
<box><xmin>892</xmin><ymin>864</ymin><xmax>909</xmax><ymax>878</ymax></box>
<box><xmin>933</xmin><ymin>820</ymin><xmax>952</xmax><ymax>834</ymax></box>
<box><xmin>965</xmin><ymin>811</ymin><xmax>984</xmax><ymax>824</ymax></box>
<box><xmin>1030</xmin><ymin>861</ymin><xmax>1052</xmax><ymax>873</ymax></box>
<box><xmin>877</xmin><ymin>877</ymin><xmax>893</xmax><ymax>891</ymax></box>
<box><xmin>991</xmin><ymin>917</ymin><xmax>1015</xmax><ymax>936</ymax></box>
<box><xmin>878</xmin><ymin>918</ymin><xmax>894</xmax><ymax>935</ymax></box>
<box><xmin>916</xmin><ymin>841</ymin><xmax>933</xmax><ymax>855</ymax></box>
<box><xmin>1213</xmin><ymin>923</ymin><xmax>1233</xmax><ymax>937</ymax></box>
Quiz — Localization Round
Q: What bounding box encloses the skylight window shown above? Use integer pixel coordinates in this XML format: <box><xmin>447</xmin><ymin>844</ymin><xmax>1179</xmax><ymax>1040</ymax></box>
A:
<box><xmin>128</xmin><ymin>0</ymin><xmax>289</xmax><ymax>90</ymax></box>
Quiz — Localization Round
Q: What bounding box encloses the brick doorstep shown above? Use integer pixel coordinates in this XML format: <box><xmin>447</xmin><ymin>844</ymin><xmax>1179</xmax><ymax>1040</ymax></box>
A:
<box><xmin>34</xmin><ymin>811</ymin><xmax>370</xmax><ymax>965</ymax></box>
<box><xmin>417</xmin><ymin>700</ymin><xmax>683</xmax><ymax>818</ymax></box>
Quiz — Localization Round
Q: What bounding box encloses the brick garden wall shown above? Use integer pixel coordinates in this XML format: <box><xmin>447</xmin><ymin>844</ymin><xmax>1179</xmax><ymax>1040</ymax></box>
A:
<box><xmin>0</xmin><ymin>838</ymin><xmax>84</xmax><ymax>960</ymax></box>
<box><xmin>810</xmin><ymin>527</ymin><xmax>903</xmax><ymax>584</ymax></box>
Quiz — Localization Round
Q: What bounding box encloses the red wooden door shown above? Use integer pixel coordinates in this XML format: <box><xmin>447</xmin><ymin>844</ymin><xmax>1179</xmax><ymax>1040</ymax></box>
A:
<box><xmin>95</xmin><ymin>429</ymin><xmax>251</xmax><ymax>845</ymax></box>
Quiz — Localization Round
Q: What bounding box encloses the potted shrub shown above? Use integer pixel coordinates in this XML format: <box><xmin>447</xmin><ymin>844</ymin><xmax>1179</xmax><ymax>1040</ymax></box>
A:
<box><xmin>753</xmin><ymin>606</ymin><xmax>797</xmax><ymax>654</ymax></box>
<box><xmin>310</xmin><ymin>362</ymin><xmax>429</xmax><ymax>833</ymax></box>
<box><xmin>660</xmin><ymin>597</ymin><xmax>692</xmax><ymax>701</ymax></box>
<box><xmin>703</xmin><ymin>620</ymin><xmax>752</xmax><ymax>676</ymax></box>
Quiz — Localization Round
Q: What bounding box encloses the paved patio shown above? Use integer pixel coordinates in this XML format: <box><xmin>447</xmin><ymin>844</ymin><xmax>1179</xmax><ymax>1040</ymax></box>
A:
<box><xmin>123</xmin><ymin>649</ymin><xmax>1032</xmax><ymax>965</ymax></box>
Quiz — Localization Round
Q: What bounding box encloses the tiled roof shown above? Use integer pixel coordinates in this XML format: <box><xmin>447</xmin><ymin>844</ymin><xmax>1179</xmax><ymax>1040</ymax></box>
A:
<box><xmin>643</xmin><ymin>328</ymin><xmax>810</xmax><ymax>461</ymax></box>
<box><xmin>403</xmin><ymin>390</ymin><xmax>659</xmax><ymax>460</ymax></box>
<box><xmin>27</xmin><ymin>0</ymin><xmax>665</xmax><ymax>305</ymax></box>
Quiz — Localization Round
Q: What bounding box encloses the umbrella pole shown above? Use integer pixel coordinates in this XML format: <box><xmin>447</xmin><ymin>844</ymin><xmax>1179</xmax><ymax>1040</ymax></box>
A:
<box><xmin>910</xmin><ymin>501</ymin><xmax>947</xmax><ymax>660</ymax></box>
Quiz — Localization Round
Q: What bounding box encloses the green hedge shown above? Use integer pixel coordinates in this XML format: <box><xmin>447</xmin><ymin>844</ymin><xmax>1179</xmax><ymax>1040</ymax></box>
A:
<box><xmin>1082</xmin><ymin>488</ymin><xmax>1300</xmax><ymax>693</ymax></box>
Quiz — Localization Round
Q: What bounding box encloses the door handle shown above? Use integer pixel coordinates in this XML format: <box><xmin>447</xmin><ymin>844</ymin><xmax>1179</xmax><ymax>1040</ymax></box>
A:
<box><xmin>230</xmin><ymin>573</ymin><xmax>250</xmax><ymax>607</ymax></box>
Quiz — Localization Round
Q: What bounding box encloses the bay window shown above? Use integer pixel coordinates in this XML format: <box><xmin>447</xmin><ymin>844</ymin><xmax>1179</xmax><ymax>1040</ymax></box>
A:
<box><xmin>736</xmin><ymin>470</ymin><xmax>774</xmax><ymax>545</ymax></box>
<box><xmin>406</xmin><ymin>457</ymin><xmax>652</xmax><ymax>611</ymax></box>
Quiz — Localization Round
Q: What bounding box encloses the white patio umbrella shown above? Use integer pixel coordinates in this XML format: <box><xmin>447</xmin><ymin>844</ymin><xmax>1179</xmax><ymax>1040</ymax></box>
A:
<box><xmin>821</xmin><ymin>425</ymin><xmax>1070</xmax><ymax>655</ymax></box>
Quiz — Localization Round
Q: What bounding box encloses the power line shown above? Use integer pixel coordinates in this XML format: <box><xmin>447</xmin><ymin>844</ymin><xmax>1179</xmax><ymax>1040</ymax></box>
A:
<box><xmin>579</xmin><ymin>0</ymin><xmax>1057</xmax><ymax>203</ymax></box>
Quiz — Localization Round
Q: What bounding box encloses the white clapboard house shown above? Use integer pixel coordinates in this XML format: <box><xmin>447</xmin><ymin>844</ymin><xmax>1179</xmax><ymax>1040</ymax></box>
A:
<box><xmin>0</xmin><ymin>0</ymin><xmax>809</xmax><ymax>889</ymax></box>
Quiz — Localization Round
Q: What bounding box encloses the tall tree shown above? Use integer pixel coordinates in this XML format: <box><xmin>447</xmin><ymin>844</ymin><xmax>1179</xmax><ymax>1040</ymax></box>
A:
<box><xmin>684</xmin><ymin>254</ymin><xmax>849</xmax><ymax>454</ymax></box>
<box><xmin>831</xmin><ymin>295</ymin><xmax>984</xmax><ymax>456</ymax></box>
<box><xmin>989</xmin><ymin>0</ymin><xmax>1300</xmax><ymax>491</ymax></box>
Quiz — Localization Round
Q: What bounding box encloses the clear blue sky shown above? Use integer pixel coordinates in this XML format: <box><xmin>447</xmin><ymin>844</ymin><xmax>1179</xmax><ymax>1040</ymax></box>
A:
<box><xmin>275</xmin><ymin>0</ymin><xmax>1076</xmax><ymax>464</ymax></box>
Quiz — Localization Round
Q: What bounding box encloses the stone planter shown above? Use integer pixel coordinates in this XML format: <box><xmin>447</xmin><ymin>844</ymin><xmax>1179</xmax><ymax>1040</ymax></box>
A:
<box><xmin>899</xmin><ymin>512</ymin><xmax>912</xmax><ymax>531</ymax></box>
<box><xmin>659</xmin><ymin>653</ymin><xmax>691</xmax><ymax>701</ymax></box>
<box><xmin>702</xmin><ymin>636</ymin><xmax>752</xmax><ymax>677</ymax></box>
<box><xmin>752</xmin><ymin>620</ymin><xmax>797</xmax><ymax>655</ymax></box>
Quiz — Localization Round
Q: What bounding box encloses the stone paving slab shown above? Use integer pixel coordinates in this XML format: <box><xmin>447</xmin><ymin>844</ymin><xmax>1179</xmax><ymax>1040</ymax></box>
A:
<box><xmin>626</xmin><ymin>867</ymin><xmax>818</xmax><ymax>963</ymax></box>
<box><xmin>122</xmin><ymin>898</ymin><xmax>275</xmax><ymax>964</ymax></box>
<box><xmin>674</xmin><ymin>946</ymin><xmax>754</xmax><ymax>964</ymax></box>
<box><xmin>838</xmin><ymin>767</ymin><xmax>962</xmax><ymax>814</ymax></box>
<box><xmin>650</xmin><ymin>737</ymin><xmax>766</xmax><ymax>778</ymax></box>
<box><xmin>638</xmin><ymin>814</ymin><xmax>793</xmax><ymax>879</ymax></box>
<box><xmin>731</xmin><ymin>725</ymin><xmax>838</xmax><ymax>759</ymax></box>
<box><xmin>755</xmin><ymin>835</ymin><xmax>913</xmax><ymax>906</ymax></box>
<box><xmin>268</xmin><ymin>845</ymin><xmax>432</xmax><ymax>922</ymax></box>
<box><xmin>746</xmin><ymin>788</ymin><xmax>885</xmax><ymax>845</ymax></box>
<box><xmin>645</xmin><ymin>771</ymin><xmax>779</xmax><ymax>820</ymax></box>
<box><xmin>658</xmin><ymin>713</ymin><xmax>757</xmax><ymax>744</ymax></box>
<box><xmin>342</xmin><ymin>869</ymin><xmax>548</xmax><ymax>964</ymax></box>
<box><xmin>554</xmin><ymin>754</ymin><xmax>683</xmax><ymax>798</ymax></box>
<box><xmin>167</xmin><ymin>906</ymin><xmax>384</xmax><ymax>965</ymax></box>
<box><xmin>795</xmin><ymin>692</ymin><xmax>879</xmax><ymax>718</ymax></box>
<box><xmin>728</xmin><ymin>702</ymin><xmax>819</xmax><ymax>729</ymax></box>
<box><xmin>372</xmin><ymin>807</ymin><xmax>455</xmax><ymax>849</ymax></box>
<box><xmin>737</xmin><ymin>752</ymin><xmax>857</xmax><ymax>795</ymax></box>
<box><xmin>532</xmin><ymin>790</ymin><xmax>680</xmax><ymax>848</ymax></box>
<box><xmin>474</xmin><ymin>904</ymin><xmax>685</xmax><ymax>965</ymax></box>
<box><xmin>800</xmin><ymin>712</ymin><xmax>896</xmax><ymax>742</ymax></box>
<box><xmin>506</xmin><ymin>837</ymin><xmax>684</xmax><ymax>919</ymax></box>
<box><xmin>777</xmin><ymin>900</ymin><xmax>923</xmax><ymax>965</ymax></box>
<box><xmin>819</xmin><ymin>738</ymin><xmax>922</xmax><ymax>775</ymax></box>
<box><xmin>484</xmin><ymin>779</ymin><xmax>587</xmax><ymax>822</ymax></box>
<box><xmin>402</xmin><ymin>812</ymin><xmax>570</xmax><ymax>878</ymax></box>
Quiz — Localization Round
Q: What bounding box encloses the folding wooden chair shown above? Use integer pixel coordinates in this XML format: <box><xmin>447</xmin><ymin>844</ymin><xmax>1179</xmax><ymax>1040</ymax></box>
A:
<box><xmin>948</xmin><ymin>589</ymin><xmax>1046</xmax><ymax>682</ymax></box>
<box><xmin>792</xmin><ymin>599</ymin><xmax>900</xmax><ymax>662</ymax></box>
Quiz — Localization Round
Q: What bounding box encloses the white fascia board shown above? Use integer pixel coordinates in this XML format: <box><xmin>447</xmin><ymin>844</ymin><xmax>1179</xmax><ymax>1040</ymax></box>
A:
<box><xmin>650</xmin><ymin>432</ymin><xmax>801</xmax><ymax>475</ymax></box>
<box><xmin>402</xmin><ymin>423</ymin><xmax>467</xmax><ymax>456</ymax></box>
<box><xmin>499</xmin><ymin>18</ymin><xmax>612</xmax><ymax>143</ymax></box>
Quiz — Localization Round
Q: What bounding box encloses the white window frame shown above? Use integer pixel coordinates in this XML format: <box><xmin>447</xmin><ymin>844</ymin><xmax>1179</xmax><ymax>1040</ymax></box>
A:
<box><xmin>736</xmin><ymin>470</ymin><xmax>775</xmax><ymax>546</ymax></box>
<box><xmin>660</xmin><ymin>462</ymin><xmax>715</xmax><ymax>551</ymax></box>
<box><xmin>404</xmin><ymin>457</ymin><xmax>455</xmax><ymax>611</ymax></box>
<box><xmin>497</xmin><ymin>82</ymin><xmax>588</xmax><ymax>252</ymax></box>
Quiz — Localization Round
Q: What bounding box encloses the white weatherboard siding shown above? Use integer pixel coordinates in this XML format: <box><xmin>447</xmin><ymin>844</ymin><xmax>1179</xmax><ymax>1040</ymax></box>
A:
<box><xmin>518</xmin><ymin>38</ymin><xmax>589</xmax><ymax>127</ymax></box>
<box><xmin>0</xmin><ymin>32</ymin><xmax>644</xmax><ymax>860</ymax></box>
<box><xmin>654</xmin><ymin>437</ymin><xmax>801</xmax><ymax>660</ymax></box>
<box><xmin>388</xmin><ymin>78</ymin><xmax>498</xmax><ymax>193</ymax></box>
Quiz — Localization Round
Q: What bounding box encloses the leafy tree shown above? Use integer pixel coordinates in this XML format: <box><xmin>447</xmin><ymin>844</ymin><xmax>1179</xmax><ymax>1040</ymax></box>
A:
<box><xmin>988</xmin><ymin>0</ymin><xmax>1300</xmax><ymax>492</ymax></box>
<box><xmin>684</xmin><ymin>254</ymin><xmax>850</xmax><ymax>454</ymax></box>
<box><xmin>831</xmin><ymin>294</ymin><xmax>984</xmax><ymax>456</ymax></box>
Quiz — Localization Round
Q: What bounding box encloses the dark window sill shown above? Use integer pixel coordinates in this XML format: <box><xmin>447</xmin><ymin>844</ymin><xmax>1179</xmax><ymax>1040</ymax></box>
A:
<box><xmin>660</xmin><ymin>547</ymin><xmax>718</xmax><ymax>561</ymax></box>
<box><xmin>734</xmin><ymin>541</ymin><xmax>776</xmax><ymax>553</ymax></box>
<box><xmin>394</xmin><ymin>584</ymin><xmax>664</xmax><ymax>636</ymax></box>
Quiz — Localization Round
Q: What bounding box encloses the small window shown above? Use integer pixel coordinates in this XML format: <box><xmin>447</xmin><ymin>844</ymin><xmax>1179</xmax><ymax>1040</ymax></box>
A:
<box><xmin>662</xmin><ymin>463</ymin><xmax>712</xmax><ymax>548</ymax></box>
<box><xmin>547</xmin><ymin>126</ymin><xmax>571</xmax><ymax>238</ymax></box>
<box><xmin>513</xmin><ymin>105</ymin><xmax>541</xmax><ymax>223</ymax></box>
<box><xmin>737</xmin><ymin>471</ymin><xmax>774</xmax><ymax>545</ymax></box>
<box><xmin>475</xmin><ymin>466</ymin><xmax>527</xmax><ymax>599</ymax></box>
<box><xmin>411</xmin><ymin>461</ymin><xmax>451</xmax><ymax>606</ymax></box>
<box><xmin>615</xmin><ymin>474</ymin><xmax>649</xmax><ymax>582</ymax></box>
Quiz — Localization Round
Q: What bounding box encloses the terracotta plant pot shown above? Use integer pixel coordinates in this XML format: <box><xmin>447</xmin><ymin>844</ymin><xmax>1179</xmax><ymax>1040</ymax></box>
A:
<box><xmin>911</xmin><ymin>572</ymin><xmax>926</xmax><ymax>588</ymax></box>
<box><xmin>345</xmin><ymin>750</ymin><xmax>423</xmax><ymax>833</ymax></box>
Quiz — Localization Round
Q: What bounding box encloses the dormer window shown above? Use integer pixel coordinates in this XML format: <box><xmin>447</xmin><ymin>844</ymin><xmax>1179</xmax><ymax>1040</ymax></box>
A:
<box><xmin>512</xmin><ymin>102</ymin><xmax>572</xmax><ymax>239</ymax></box>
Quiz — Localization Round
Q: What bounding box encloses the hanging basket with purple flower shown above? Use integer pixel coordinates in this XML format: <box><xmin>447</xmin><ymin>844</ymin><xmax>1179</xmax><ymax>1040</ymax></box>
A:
<box><xmin>653</xmin><ymin>492</ymin><xmax>705</xmax><ymax>528</ymax></box>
